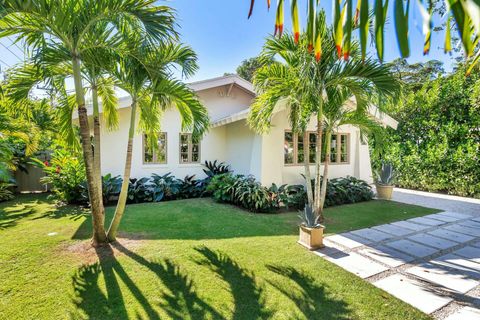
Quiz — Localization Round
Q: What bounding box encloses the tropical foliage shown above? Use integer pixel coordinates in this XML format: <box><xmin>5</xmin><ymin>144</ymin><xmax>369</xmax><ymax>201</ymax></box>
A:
<box><xmin>249</xmin><ymin>16</ymin><xmax>400</xmax><ymax>222</ymax></box>
<box><xmin>373</xmin><ymin>65</ymin><xmax>480</xmax><ymax>198</ymax></box>
<box><xmin>247</xmin><ymin>0</ymin><xmax>480</xmax><ymax>73</ymax></box>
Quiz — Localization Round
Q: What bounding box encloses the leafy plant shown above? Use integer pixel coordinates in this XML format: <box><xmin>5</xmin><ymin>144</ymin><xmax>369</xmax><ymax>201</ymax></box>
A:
<box><xmin>298</xmin><ymin>205</ymin><xmax>320</xmax><ymax>228</ymax></box>
<box><xmin>178</xmin><ymin>175</ymin><xmax>206</xmax><ymax>199</ymax></box>
<box><xmin>0</xmin><ymin>182</ymin><xmax>14</xmax><ymax>202</ymax></box>
<box><xmin>36</xmin><ymin>149</ymin><xmax>87</xmax><ymax>204</ymax></box>
<box><xmin>375</xmin><ymin>162</ymin><xmax>396</xmax><ymax>186</ymax></box>
<box><xmin>127</xmin><ymin>177</ymin><xmax>153</xmax><ymax>203</ymax></box>
<box><xmin>234</xmin><ymin>176</ymin><xmax>272</xmax><ymax>212</ymax></box>
<box><xmin>207</xmin><ymin>173</ymin><xmax>241</xmax><ymax>203</ymax></box>
<box><xmin>150</xmin><ymin>173</ymin><xmax>181</xmax><ymax>202</ymax></box>
<box><xmin>102</xmin><ymin>174</ymin><xmax>123</xmax><ymax>204</ymax></box>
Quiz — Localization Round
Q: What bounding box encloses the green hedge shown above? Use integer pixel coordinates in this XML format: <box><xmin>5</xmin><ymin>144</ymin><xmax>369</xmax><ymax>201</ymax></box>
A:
<box><xmin>373</xmin><ymin>66</ymin><xmax>480</xmax><ymax>198</ymax></box>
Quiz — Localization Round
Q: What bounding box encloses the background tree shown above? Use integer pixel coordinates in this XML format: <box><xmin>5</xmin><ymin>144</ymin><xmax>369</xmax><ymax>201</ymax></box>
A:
<box><xmin>236</xmin><ymin>56</ymin><xmax>273</xmax><ymax>82</ymax></box>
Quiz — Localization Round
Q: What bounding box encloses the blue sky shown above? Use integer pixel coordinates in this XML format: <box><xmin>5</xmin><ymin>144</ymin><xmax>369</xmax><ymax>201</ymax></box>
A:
<box><xmin>0</xmin><ymin>0</ymin><xmax>458</xmax><ymax>83</ymax></box>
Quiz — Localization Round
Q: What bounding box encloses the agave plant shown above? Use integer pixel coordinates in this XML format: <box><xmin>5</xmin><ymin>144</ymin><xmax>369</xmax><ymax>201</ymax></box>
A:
<box><xmin>375</xmin><ymin>162</ymin><xmax>396</xmax><ymax>186</ymax></box>
<box><xmin>298</xmin><ymin>204</ymin><xmax>320</xmax><ymax>228</ymax></box>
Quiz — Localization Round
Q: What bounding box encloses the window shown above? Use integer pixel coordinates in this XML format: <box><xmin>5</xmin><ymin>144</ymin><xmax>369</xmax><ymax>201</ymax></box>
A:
<box><xmin>179</xmin><ymin>133</ymin><xmax>200</xmax><ymax>163</ymax></box>
<box><xmin>144</xmin><ymin>133</ymin><xmax>167</xmax><ymax>164</ymax></box>
<box><xmin>284</xmin><ymin>131</ymin><xmax>349</xmax><ymax>165</ymax></box>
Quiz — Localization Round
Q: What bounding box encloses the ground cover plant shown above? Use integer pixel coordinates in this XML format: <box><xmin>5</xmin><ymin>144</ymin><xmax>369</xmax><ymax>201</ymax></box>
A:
<box><xmin>0</xmin><ymin>194</ymin><xmax>438</xmax><ymax>320</ymax></box>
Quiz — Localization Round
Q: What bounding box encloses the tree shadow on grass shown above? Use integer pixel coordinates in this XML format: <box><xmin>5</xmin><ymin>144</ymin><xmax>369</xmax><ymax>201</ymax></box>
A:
<box><xmin>72</xmin><ymin>243</ymin><xmax>223</xmax><ymax>320</ymax></box>
<box><xmin>0</xmin><ymin>196</ymin><xmax>88</xmax><ymax>230</ymax></box>
<box><xmin>266</xmin><ymin>265</ymin><xmax>351</xmax><ymax>320</ymax></box>
<box><xmin>194</xmin><ymin>246</ymin><xmax>273</xmax><ymax>320</ymax></box>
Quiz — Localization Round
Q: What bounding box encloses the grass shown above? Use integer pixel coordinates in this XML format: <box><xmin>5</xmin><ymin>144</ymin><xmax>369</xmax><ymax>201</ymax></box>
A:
<box><xmin>0</xmin><ymin>194</ymin><xmax>439</xmax><ymax>320</ymax></box>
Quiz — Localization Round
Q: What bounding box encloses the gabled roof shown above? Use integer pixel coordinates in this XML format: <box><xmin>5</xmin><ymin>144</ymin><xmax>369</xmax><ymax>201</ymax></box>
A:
<box><xmin>212</xmin><ymin>98</ymin><xmax>399</xmax><ymax>129</ymax></box>
<box><xmin>188</xmin><ymin>74</ymin><xmax>255</xmax><ymax>95</ymax></box>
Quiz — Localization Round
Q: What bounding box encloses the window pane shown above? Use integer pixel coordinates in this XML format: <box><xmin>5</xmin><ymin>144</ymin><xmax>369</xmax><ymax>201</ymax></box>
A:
<box><xmin>180</xmin><ymin>153</ymin><xmax>189</xmax><ymax>163</ymax></box>
<box><xmin>297</xmin><ymin>134</ymin><xmax>304</xmax><ymax>164</ymax></box>
<box><xmin>284</xmin><ymin>132</ymin><xmax>294</xmax><ymax>164</ymax></box>
<box><xmin>155</xmin><ymin>133</ymin><xmax>167</xmax><ymax>163</ymax></box>
<box><xmin>308</xmin><ymin>133</ymin><xmax>316</xmax><ymax>163</ymax></box>
<box><xmin>340</xmin><ymin>134</ymin><xmax>348</xmax><ymax>163</ymax></box>
<box><xmin>144</xmin><ymin>135</ymin><xmax>154</xmax><ymax>163</ymax></box>
<box><xmin>330</xmin><ymin>134</ymin><xmax>337</xmax><ymax>163</ymax></box>
<box><xmin>192</xmin><ymin>152</ymin><xmax>199</xmax><ymax>162</ymax></box>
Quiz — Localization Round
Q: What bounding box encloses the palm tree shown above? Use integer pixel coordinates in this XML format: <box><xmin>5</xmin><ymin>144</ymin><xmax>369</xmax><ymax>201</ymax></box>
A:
<box><xmin>106</xmin><ymin>41</ymin><xmax>210</xmax><ymax>241</ymax></box>
<box><xmin>249</xmin><ymin>10</ymin><xmax>400</xmax><ymax>222</ymax></box>
<box><xmin>0</xmin><ymin>0</ymin><xmax>177</xmax><ymax>246</ymax></box>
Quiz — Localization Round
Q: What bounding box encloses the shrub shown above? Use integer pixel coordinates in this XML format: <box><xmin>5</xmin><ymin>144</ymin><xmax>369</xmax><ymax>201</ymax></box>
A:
<box><xmin>207</xmin><ymin>173</ymin><xmax>241</xmax><ymax>203</ymax></box>
<box><xmin>102</xmin><ymin>174</ymin><xmax>122</xmax><ymax>204</ymax></box>
<box><xmin>150</xmin><ymin>173</ymin><xmax>182</xmax><ymax>202</ymax></box>
<box><xmin>324</xmin><ymin>176</ymin><xmax>374</xmax><ymax>207</ymax></box>
<box><xmin>0</xmin><ymin>182</ymin><xmax>14</xmax><ymax>202</ymax></box>
<box><xmin>177</xmin><ymin>175</ymin><xmax>206</xmax><ymax>199</ymax></box>
<box><xmin>38</xmin><ymin>149</ymin><xmax>87</xmax><ymax>204</ymax></box>
<box><xmin>127</xmin><ymin>177</ymin><xmax>153</xmax><ymax>203</ymax></box>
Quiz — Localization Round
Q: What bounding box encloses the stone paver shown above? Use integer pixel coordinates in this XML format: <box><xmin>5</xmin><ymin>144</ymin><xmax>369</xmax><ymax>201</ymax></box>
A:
<box><xmin>385</xmin><ymin>239</ymin><xmax>438</xmax><ymax>258</ymax></box>
<box><xmin>374</xmin><ymin>274</ymin><xmax>453</xmax><ymax>314</ymax></box>
<box><xmin>350</xmin><ymin>228</ymin><xmax>393</xmax><ymax>242</ymax></box>
<box><xmin>407</xmin><ymin>263</ymin><xmax>479</xmax><ymax>293</ymax></box>
<box><xmin>431</xmin><ymin>253</ymin><xmax>480</xmax><ymax>278</ymax></box>
<box><xmin>358</xmin><ymin>245</ymin><xmax>414</xmax><ymax>267</ymax></box>
<box><xmin>439</xmin><ymin>211</ymin><xmax>474</xmax><ymax>219</ymax></box>
<box><xmin>428</xmin><ymin>228</ymin><xmax>476</xmax><ymax>243</ymax></box>
<box><xmin>445</xmin><ymin>306</ymin><xmax>480</xmax><ymax>320</ymax></box>
<box><xmin>390</xmin><ymin>220</ymin><xmax>432</xmax><ymax>231</ymax></box>
<box><xmin>408</xmin><ymin>233</ymin><xmax>458</xmax><ymax>250</ymax></box>
<box><xmin>372</xmin><ymin>224</ymin><xmax>413</xmax><ymax>237</ymax></box>
<box><xmin>459</xmin><ymin>220</ymin><xmax>480</xmax><ymax>230</ymax></box>
<box><xmin>445</xmin><ymin>224</ymin><xmax>480</xmax><ymax>237</ymax></box>
<box><xmin>407</xmin><ymin>216</ymin><xmax>447</xmax><ymax>226</ymax></box>
<box><xmin>327</xmin><ymin>233</ymin><xmax>366</xmax><ymax>249</ymax></box>
<box><xmin>324</xmin><ymin>252</ymin><xmax>388</xmax><ymax>278</ymax></box>
<box><xmin>452</xmin><ymin>246</ymin><xmax>480</xmax><ymax>264</ymax></box>
<box><xmin>424</xmin><ymin>213</ymin><xmax>462</xmax><ymax>223</ymax></box>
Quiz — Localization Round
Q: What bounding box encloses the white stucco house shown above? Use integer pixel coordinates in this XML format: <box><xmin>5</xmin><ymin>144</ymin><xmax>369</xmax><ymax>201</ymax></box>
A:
<box><xmin>92</xmin><ymin>75</ymin><xmax>397</xmax><ymax>186</ymax></box>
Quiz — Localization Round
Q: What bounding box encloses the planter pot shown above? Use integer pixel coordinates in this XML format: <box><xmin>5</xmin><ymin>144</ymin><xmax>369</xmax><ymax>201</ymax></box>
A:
<box><xmin>298</xmin><ymin>225</ymin><xmax>325</xmax><ymax>250</ymax></box>
<box><xmin>376</xmin><ymin>184</ymin><xmax>394</xmax><ymax>200</ymax></box>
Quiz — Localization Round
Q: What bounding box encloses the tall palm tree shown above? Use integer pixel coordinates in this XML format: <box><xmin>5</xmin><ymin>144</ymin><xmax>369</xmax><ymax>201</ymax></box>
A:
<box><xmin>106</xmin><ymin>41</ymin><xmax>210</xmax><ymax>241</ymax></box>
<box><xmin>0</xmin><ymin>0</ymin><xmax>177</xmax><ymax>246</ymax></box>
<box><xmin>249</xmin><ymin>10</ymin><xmax>400</xmax><ymax>222</ymax></box>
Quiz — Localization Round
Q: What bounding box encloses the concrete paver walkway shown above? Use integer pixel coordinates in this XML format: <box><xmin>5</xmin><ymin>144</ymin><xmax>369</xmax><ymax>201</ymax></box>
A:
<box><xmin>315</xmin><ymin>189</ymin><xmax>480</xmax><ymax>319</ymax></box>
<box><xmin>392</xmin><ymin>188</ymin><xmax>480</xmax><ymax>216</ymax></box>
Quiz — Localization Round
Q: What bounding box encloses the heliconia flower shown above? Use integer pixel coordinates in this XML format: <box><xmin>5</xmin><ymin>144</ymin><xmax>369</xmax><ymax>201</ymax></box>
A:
<box><xmin>56</xmin><ymin>166</ymin><xmax>61</xmax><ymax>174</ymax></box>
<box><xmin>307</xmin><ymin>0</ymin><xmax>315</xmax><ymax>50</ymax></box>
<box><xmin>291</xmin><ymin>0</ymin><xmax>300</xmax><ymax>44</ymax></box>
<box><xmin>334</xmin><ymin>0</ymin><xmax>347</xmax><ymax>59</ymax></box>
<box><xmin>44</xmin><ymin>161</ymin><xmax>50</xmax><ymax>167</ymax></box>
<box><xmin>274</xmin><ymin>0</ymin><xmax>284</xmax><ymax>37</ymax></box>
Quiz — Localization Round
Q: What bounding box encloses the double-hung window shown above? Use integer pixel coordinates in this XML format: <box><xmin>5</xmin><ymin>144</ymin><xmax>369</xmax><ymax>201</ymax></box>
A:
<box><xmin>179</xmin><ymin>133</ymin><xmax>200</xmax><ymax>163</ymax></box>
<box><xmin>143</xmin><ymin>133</ymin><xmax>167</xmax><ymax>164</ymax></box>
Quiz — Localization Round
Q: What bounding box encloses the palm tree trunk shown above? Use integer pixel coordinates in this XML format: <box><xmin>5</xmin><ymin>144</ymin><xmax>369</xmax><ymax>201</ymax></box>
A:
<box><xmin>302</xmin><ymin>132</ymin><xmax>314</xmax><ymax>207</ymax></box>
<box><xmin>313</xmin><ymin>112</ymin><xmax>323</xmax><ymax>219</ymax></box>
<box><xmin>317</xmin><ymin>129</ymin><xmax>332</xmax><ymax>223</ymax></box>
<box><xmin>107</xmin><ymin>98</ymin><xmax>137</xmax><ymax>242</ymax></box>
<box><xmin>72</xmin><ymin>56</ymin><xmax>107</xmax><ymax>246</ymax></box>
<box><xmin>91</xmin><ymin>83</ymin><xmax>103</xmax><ymax>204</ymax></box>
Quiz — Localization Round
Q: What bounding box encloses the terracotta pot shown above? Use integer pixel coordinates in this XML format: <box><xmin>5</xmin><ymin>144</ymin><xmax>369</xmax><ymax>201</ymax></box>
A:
<box><xmin>376</xmin><ymin>183</ymin><xmax>394</xmax><ymax>200</ymax></box>
<box><xmin>298</xmin><ymin>225</ymin><xmax>325</xmax><ymax>250</ymax></box>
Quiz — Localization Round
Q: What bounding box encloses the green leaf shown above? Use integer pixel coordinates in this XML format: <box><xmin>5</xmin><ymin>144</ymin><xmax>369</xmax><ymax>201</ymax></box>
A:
<box><xmin>359</xmin><ymin>0</ymin><xmax>370</xmax><ymax>61</ymax></box>
<box><xmin>394</xmin><ymin>0</ymin><xmax>410</xmax><ymax>57</ymax></box>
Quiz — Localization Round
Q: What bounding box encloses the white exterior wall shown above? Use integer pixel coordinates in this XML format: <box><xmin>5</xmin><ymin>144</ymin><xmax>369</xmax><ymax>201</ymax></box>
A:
<box><xmin>99</xmin><ymin>85</ymin><xmax>252</xmax><ymax>180</ymax></box>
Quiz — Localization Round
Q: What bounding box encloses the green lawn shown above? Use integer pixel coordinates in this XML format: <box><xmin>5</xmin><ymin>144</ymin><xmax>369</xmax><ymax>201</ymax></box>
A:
<box><xmin>0</xmin><ymin>194</ymin><xmax>439</xmax><ymax>320</ymax></box>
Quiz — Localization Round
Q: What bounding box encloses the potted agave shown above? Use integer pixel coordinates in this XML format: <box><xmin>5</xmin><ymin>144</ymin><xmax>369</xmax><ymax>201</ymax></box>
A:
<box><xmin>298</xmin><ymin>205</ymin><xmax>325</xmax><ymax>250</ymax></box>
<box><xmin>375</xmin><ymin>162</ymin><xmax>396</xmax><ymax>200</ymax></box>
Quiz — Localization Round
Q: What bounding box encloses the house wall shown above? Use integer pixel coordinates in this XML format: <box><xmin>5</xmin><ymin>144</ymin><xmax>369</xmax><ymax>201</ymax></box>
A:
<box><xmin>258</xmin><ymin>109</ymin><xmax>373</xmax><ymax>186</ymax></box>
<box><xmin>100</xmin><ymin>85</ymin><xmax>252</xmax><ymax>179</ymax></box>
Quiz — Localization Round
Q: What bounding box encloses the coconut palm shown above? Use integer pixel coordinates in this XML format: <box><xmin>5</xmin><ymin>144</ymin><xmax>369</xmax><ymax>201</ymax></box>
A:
<box><xmin>106</xmin><ymin>41</ymin><xmax>209</xmax><ymax>241</ymax></box>
<box><xmin>0</xmin><ymin>0</ymin><xmax>177</xmax><ymax>245</ymax></box>
<box><xmin>249</xmin><ymin>10</ymin><xmax>400</xmax><ymax>222</ymax></box>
